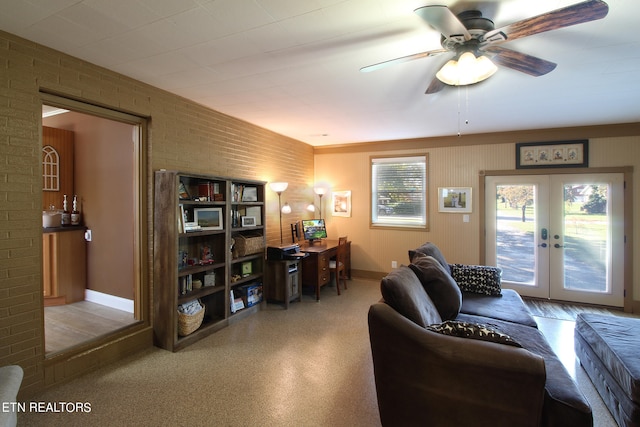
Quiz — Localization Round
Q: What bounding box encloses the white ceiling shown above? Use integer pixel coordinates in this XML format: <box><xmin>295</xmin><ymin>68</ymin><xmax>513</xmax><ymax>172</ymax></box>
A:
<box><xmin>2</xmin><ymin>0</ymin><xmax>639</xmax><ymax>146</ymax></box>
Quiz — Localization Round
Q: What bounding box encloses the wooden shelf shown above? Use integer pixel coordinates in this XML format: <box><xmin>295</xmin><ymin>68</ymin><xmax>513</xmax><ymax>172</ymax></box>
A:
<box><xmin>178</xmin><ymin>262</ymin><xmax>225</xmax><ymax>277</ymax></box>
<box><xmin>153</xmin><ymin>171</ymin><xmax>266</xmax><ymax>352</ymax></box>
<box><xmin>174</xmin><ymin>316</ymin><xmax>227</xmax><ymax>351</ymax></box>
<box><xmin>177</xmin><ymin>285</ymin><xmax>225</xmax><ymax>304</ymax></box>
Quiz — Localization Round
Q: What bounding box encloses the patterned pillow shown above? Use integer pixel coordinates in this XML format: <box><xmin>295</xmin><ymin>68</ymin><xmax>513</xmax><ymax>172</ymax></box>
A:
<box><xmin>449</xmin><ymin>264</ymin><xmax>502</xmax><ymax>296</ymax></box>
<box><xmin>426</xmin><ymin>320</ymin><xmax>521</xmax><ymax>347</ymax></box>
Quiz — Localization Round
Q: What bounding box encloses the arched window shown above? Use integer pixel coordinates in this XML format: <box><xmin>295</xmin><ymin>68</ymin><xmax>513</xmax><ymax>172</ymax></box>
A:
<box><xmin>42</xmin><ymin>145</ymin><xmax>59</xmax><ymax>191</ymax></box>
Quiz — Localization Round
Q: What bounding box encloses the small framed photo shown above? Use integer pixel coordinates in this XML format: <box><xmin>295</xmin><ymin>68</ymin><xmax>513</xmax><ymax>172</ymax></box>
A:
<box><xmin>241</xmin><ymin>261</ymin><xmax>252</xmax><ymax>277</ymax></box>
<box><xmin>331</xmin><ymin>190</ymin><xmax>351</xmax><ymax>217</ymax></box>
<box><xmin>241</xmin><ymin>186</ymin><xmax>258</xmax><ymax>202</ymax></box>
<box><xmin>241</xmin><ymin>216</ymin><xmax>256</xmax><ymax>227</ymax></box>
<box><xmin>194</xmin><ymin>207</ymin><xmax>223</xmax><ymax>230</ymax></box>
<box><xmin>438</xmin><ymin>187</ymin><xmax>472</xmax><ymax>213</ymax></box>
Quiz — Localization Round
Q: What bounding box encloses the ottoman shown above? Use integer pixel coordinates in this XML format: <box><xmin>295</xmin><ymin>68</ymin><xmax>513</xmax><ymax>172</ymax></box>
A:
<box><xmin>575</xmin><ymin>313</ymin><xmax>640</xmax><ymax>427</ymax></box>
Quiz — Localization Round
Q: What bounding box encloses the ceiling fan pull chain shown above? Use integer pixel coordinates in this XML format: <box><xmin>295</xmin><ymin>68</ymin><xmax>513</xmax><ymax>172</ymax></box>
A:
<box><xmin>465</xmin><ymin>86</ymin><xmax>470</xmax><ymax>127</ymax></box>
<box><xmin>456</xmin><ymin>86</ymin><xmax>471</xmax><ymax>137</ymax></box>
<box><xmin>457</xmin><ymin>86</ymin><xmax>461</xmax><ymax>137</ymax></box>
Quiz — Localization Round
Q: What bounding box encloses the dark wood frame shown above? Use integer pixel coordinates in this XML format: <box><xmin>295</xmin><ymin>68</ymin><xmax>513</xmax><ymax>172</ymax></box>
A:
<box><xmin>516</xmin><ymin>140</ymin><xmax>588</xmax><ymax>169</ymax></box>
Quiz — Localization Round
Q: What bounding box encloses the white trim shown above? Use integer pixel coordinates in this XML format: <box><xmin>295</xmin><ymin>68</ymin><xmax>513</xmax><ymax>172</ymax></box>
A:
<box><xmin>84</xmin><ymin>289</ymin><xmax>134</xmax><ymax>313</ymax></box>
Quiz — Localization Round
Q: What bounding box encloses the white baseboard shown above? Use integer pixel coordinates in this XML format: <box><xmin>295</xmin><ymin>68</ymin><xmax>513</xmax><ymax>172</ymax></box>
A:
<box><xmin>84</xmin><ymin>289</ymin><xmax>134</xmax><ymax>313</ymax></box>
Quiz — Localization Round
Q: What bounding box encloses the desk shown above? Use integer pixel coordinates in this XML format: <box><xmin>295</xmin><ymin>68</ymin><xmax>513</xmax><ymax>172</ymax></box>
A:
<box><xmin>299</xmin><ymin>240</ymin><xmax>351</xmax><ymax>301</ymax></box>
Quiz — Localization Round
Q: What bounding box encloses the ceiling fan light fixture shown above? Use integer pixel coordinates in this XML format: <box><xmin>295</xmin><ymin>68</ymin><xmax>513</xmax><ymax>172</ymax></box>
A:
<box><xmin>436</xmin><ymin>51</ymin><xmax>497</xmax><ymax>86</ymax></box>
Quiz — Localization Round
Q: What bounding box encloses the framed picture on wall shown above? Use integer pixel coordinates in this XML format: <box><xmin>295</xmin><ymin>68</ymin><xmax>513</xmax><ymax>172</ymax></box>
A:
<box><xmin>516</xmin><ymin>140</ymin><xmax>588</xmax><ymax>169</ymax></box>
<box><xmin>331</xmin><ymin>190</ymin><xmax>351</xmax><ymax>217</ymax></box>
<box><xmin>438</xmin><ymin>187</ymin><xmax>472</xmax><ymax>213</ymax></box>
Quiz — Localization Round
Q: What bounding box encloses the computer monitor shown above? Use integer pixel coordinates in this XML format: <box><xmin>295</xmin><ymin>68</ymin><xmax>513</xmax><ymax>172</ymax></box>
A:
<box><xmin>302</xmin><ymin>219</ymin><xmax>327</xmax><ymax>243</ymax></box>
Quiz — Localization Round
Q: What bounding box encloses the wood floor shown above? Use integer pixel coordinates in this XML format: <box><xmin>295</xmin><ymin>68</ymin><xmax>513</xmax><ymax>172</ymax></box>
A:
<box><xmin>44</xmin><ymin>301</ymin><xmax>137</xmax><ymax>355</ymax></box>
<box><xmin>523</xmin><ymin>297</ymin><xmax>624</xmax><ymax>321</ymax></box>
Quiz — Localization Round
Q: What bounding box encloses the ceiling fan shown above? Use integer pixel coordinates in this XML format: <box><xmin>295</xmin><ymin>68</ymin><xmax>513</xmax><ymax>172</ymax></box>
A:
<box><xmin>360</xmin><ymin>0</ymin><xmax>609</xmax><ymax>94</ymax></box>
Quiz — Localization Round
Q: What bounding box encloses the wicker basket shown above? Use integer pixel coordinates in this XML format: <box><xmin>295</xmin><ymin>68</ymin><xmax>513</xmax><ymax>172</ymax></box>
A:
<box><xmin>233</xmin><ymin>234</ymin><xmax>264</xmax><ymax>257</ymax></box>
<box><xmin>177</xmin><ymin>301</ymin><xmax>205</xmax><ymax>337</ymax></box>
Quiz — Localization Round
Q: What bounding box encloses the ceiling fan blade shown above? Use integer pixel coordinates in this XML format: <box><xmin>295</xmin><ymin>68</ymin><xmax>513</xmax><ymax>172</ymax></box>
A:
<box><xmin>484</xmin><ymin>46</ymin><xmax>557</xmax><ymax>76</ymax></box>
<box><xmin>360</xmin><ymin>49</ymin><xmax>447</xmax><ymax>73</ymax></box>
<box><xmin>414</xmin><ymin>5</ymin><xmax>471</xmax><ymax>42</ymax></box>
<box><xmin>425</xmin><ymin>76</ymin><xmax>446</xmax><ymax>94</ymax></box>
<box><xmin>482</xmin><ymin>0</ymin><xmax>609</xmax><ymax>44</ymax></box>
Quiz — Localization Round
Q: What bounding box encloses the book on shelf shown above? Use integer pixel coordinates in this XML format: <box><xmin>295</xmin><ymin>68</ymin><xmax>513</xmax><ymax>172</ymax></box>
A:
<box><xmin>179</xmin><ymin>274</ymin><xmax>193</xmax><ymax>295</ymax></box>
<box><xmin>231</xmin><ymin>184</ymin><xmax>243</xmax><ymax>203</ymax></box>
<box><xmin>230</xmin><ymin>290</ymin><xmax>245</xmax><ymax>313</ymax></box>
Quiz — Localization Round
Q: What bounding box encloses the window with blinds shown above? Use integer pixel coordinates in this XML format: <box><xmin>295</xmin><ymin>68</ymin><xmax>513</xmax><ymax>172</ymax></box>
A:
<box><xmin>371</xmin><ymin>154</ymin><xmax>428</xmax><ymax>229</ymax></box>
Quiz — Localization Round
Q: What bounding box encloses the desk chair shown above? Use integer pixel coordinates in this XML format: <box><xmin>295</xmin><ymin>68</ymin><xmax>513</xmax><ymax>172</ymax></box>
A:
<box><xmin>329</xmin><ymin>236</ymin><xmax>348</xmax><ymax>295</ymax></box>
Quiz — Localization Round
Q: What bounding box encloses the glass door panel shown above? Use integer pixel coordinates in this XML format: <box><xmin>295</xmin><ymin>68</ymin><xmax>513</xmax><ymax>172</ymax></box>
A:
<box><xmin>486</xmin><ymin>176</ymin><xmax>549</xmax><ymax>299</ymax></box>
<box><xmin>549</xmin><ymin>174</ymin><xmax>624</xmax><ymax>306</ymax></box>
<box><xmin>486</xmin><ymin>173</ymin><xmax>623</xmax><ymax>306</ymax></box>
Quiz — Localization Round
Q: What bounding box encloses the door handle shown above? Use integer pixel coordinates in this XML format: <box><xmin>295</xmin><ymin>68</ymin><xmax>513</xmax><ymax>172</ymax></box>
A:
<box><xmin>538</xmin><ymin>243</ymin><xmax>548</xmax><ymax>248</ymax></box>
<box><xmin>554</xmin><ymin>243</ymin><xmax>564</xmax><ymax>248</ymax></box>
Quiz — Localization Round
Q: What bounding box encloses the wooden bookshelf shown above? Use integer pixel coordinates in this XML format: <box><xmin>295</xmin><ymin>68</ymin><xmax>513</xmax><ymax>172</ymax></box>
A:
<box><xmin>153</xmin><ymin>170</ymin><xmax>266</xmax><ymax>351</ymax></box>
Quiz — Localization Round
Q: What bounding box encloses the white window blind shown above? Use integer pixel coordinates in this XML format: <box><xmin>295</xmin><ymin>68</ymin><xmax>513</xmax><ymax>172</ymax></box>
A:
<box><xmin>371</xmin><ymin>155</ymin><xmax>428</xmax><ymax>229</ymax></box>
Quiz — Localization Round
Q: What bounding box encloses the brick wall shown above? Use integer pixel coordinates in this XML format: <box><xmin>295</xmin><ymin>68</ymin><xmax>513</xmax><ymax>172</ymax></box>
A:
<box><xmin>0</xmin><ymin>30</ymin><xmax>315</xmax><ymax>396</ymax></box>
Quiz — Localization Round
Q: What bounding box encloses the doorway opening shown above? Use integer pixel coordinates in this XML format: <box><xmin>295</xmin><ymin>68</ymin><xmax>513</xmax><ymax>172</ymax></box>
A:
<box><xmin>41</xmin><ymin>94</ymin><xmax>147</xmax><ymax>356</ymax></box>
<box><xmin>482</xmin><ymin>170</ymin><xmax>629</xmax><ymax>308</ymax></box>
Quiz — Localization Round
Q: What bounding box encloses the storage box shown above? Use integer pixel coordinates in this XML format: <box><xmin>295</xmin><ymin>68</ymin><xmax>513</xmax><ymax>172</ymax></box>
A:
<box><xmin>233</xmin><ymin>234</ymin><xmax>264</xmax><ymax>257</ymax></box>
<box><xmin>241</xmin><ymin>283</ymin><xmax>263</xmax><ymax>307</ymax></box>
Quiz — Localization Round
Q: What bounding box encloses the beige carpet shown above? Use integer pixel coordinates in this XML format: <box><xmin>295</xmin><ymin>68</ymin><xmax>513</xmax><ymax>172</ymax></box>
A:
<box><xmin>22</xmin><ymin>279</ymin><xmax>382</xmax><ymax>426</ymax></box>
<box><xmin>21</xmin><ymin>280</ymin><xmax>618</xmax><ymax>426</ymax></box>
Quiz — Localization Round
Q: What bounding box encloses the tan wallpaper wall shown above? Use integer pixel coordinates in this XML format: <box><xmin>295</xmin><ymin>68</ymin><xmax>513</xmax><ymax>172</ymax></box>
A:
<box><xmin>0</xmin><ymin>30</ymin><xmax>314</xmax><ymax>396</ymax></box>
<box><xmin>314</xmin><ymin>133</ymin><xmax>640</xmax><ymax>301</ymax></box>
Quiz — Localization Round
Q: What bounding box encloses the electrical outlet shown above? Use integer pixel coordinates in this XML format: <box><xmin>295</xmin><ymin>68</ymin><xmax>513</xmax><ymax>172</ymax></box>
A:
<box><xmin>391</xmin><ymin>260</ymin><xmax>398</xmax><ymax>269</ymax></box>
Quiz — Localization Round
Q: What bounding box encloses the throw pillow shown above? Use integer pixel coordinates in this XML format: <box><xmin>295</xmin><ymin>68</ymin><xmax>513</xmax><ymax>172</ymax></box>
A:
<box><xmin>450</xmin><ymin>264</ymin><xmax>502</xmax><ymax>296</ymax></box>
<box><xmin>408</xmin><ymin>242</ymin><xmax>451</xmax><ymax>276</ymax></box>
<box><xmin>409</xmin><ymin>253</ymin><xmax>462</xmax><ymax>321</ymax></box>
<box><xmin>380</xmin><ymin>265</ymin><xmax>443</xmax><ymax>327</ymax></box>
<box><xmin>426</xmin><ymin>320</ymin><xmax>522</xmax><ymax>347</ymax></box>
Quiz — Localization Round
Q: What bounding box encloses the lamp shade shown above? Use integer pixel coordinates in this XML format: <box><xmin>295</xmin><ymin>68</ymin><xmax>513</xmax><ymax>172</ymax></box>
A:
<box><xmin>314</xmin><ymin>186</ymin><xmax>327</xmax><ymax>196</ymax></box>
<box><xmin>307</xmin><ymin>203</ymin><xmax>316</xmax><ymax>212</ymax></box>
<box><xmin>281</xmin><ymin>203</ymin><xmax>292</xmax><ymax>214</ymax></box>
<box><xmin>269</xmin><ymin>182</ymin><xmax>288</xmax><ymax>193</ymax></box>
<box><xmin>436</xmin><ymin>51</ymin><xmax>497</xmax><ymax>86</ymax></box>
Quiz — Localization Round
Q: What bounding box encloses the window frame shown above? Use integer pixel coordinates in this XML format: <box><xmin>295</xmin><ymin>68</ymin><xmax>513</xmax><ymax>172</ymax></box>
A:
<box><xmin>42</xmin><ymin>145</ymin><xmax>60</xmax><ymax>191</ymax></box>
<box><xmin>370</xmin><ymin>153</ymin><xmax>429</xmax><ymax>231</ymax></box>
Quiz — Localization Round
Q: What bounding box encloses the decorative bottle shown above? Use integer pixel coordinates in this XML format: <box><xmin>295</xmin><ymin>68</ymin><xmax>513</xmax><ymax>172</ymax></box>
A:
<box><xmin>71</xmin><ymin>195</ymin><xmax>81</xmax><ymax>226</ymax></box>
<box><xmin>61</xmin><ymin>195</ymin><xmax>71</xmax><ymax>226</ymax></box>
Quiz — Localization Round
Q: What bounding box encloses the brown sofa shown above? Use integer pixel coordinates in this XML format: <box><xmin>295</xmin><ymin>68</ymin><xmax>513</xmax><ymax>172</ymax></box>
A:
<box><xmin>368</xmin><ymin>242</ymin><xmax>592</xmax><ymax>427</ymax></box>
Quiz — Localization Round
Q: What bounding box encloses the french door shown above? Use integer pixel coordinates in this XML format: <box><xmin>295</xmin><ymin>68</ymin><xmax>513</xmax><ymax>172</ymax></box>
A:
<box><xmin>485</xmin><ymin>173</ymin><xmax>624</xmax><ymax>307</ymax></box>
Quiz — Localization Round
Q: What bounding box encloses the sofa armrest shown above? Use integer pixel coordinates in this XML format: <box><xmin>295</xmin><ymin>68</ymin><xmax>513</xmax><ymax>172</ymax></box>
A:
<box><xmin>449</xmin><ymin>263</ymin><xmax>502</xmax><ymax>296</ymax></box>
<box><xmin>368</xmin><ymin>303</ymin><xmax>546</xmax><ymax>427</ymax></box>
<box><xmin>0</xmin><ymin>365</ymin><xmax>23</xmax><ymax>427</ymax></box>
